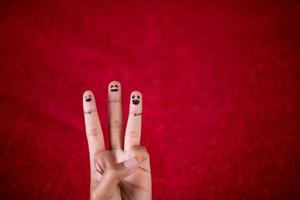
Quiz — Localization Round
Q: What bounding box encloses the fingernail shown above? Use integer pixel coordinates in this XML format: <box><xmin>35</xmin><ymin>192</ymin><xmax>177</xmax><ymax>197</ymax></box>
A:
<box><xmin>124</xmin><ymin>157</ymin><xmax>138</xmax><ymax>169</ymax></box>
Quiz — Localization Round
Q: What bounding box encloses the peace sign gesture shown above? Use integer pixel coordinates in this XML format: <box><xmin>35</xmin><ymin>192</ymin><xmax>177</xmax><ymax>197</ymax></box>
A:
<box><xmin>83</xmin><ymin>81</ymin><xmax>152</xmax><ymax>200</ymax></box>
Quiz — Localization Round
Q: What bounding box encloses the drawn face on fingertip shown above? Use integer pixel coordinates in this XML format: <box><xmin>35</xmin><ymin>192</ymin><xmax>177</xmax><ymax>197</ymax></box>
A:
<box><xmin>110</xmin><ymin>84</ymin><xmax>119</xmax><ymax>92</ymax></box>
<box><xmin>131</xmin><ymin>94</ymin><xmax>141</xmax><ymax>105</ymax></box>
<box><xmin>84</xmin><ymin>94</ymin><xmax>92</xmax><ymax>102</ymax></box>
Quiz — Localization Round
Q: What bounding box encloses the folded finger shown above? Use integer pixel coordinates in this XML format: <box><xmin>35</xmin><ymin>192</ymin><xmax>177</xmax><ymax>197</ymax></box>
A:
<box><xmin>91</xmin><ymin>157</ymin><xmax>139</xmax><ymax>199</ymax></box>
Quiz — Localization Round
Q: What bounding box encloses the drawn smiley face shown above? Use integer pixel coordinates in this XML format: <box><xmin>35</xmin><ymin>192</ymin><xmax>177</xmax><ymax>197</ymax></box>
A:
<box><xmin>110</xmin><ymin>84</ymin><xmax>119</xmax><ymax>92</ymax></box>
<box><xmin>132</xmin><ymin>95</ymin><xmax>140</xmax><ymax>105</ymax></box>
<box><xmin>84</xmin><ymin>94</ymin><xmax>92</xmax><ymax>102</ymax></box>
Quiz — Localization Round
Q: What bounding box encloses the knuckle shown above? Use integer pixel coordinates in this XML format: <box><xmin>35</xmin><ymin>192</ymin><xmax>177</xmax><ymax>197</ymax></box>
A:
<box><xmin>126</xmin><ymin>131</ymin><xmax>140</xmax><ymax>139</ymax></box>
<box><xmin>109</xmin><ymin>120</ymin><xmax>122</xmax><ymax>129</ymax></box>
<box><xmin>141</xmin><ymin>148</ymin><xmax>149</xmax><ymax>160</ymax></box>
<box><xmin>87</xmin><ymin>127</ymin><xmax>102</xmax><ymax>136</ymax></box>
<box><xmin>132</xmin><ymin>145</ymin><xmax>146</xmax><ymax>152</ymax></box>
<box><xmin>131</xmin><ymin>145</ymin><xmax>149</xmax><ymax>160</ymax></box>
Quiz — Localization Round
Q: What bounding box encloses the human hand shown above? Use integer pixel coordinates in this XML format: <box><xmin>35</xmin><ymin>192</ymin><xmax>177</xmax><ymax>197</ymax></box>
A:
<box><xmin>82</xmin><ymin>81</ymin><xmax>152</xmax><ymax>200</ymax></box>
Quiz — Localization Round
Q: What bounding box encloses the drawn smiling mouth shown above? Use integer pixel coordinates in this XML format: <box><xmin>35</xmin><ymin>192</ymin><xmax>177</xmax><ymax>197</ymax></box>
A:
<box><xmin>85</xmin><ymin>98</ymin><xmax>92</xmax><ymax>102</ymax></box>
<box><xmin>132</xmin><ymin>99</ymin><xmax>140</xmax><ymax>105</ymax></box>
<box><xmin>110</xmin><ymin>89</ymin><xmax>118</xmax><ymax>92</ymax></box>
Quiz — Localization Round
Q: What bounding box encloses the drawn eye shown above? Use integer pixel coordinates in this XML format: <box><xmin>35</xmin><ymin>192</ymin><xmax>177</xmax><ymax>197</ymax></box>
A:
<box><xmin>110</xmin><ymin>85</ymin><xmax>114</xmax><ymax>88</ymax></box>
<box><xmin>137</xmin><ymin>95</ymin><xmax>140</xmax><ymax>99</ymax></box>
<box><xmin>132</xmin><ymin>95</ymin><xmax>135</xmax><ymax>99</ymax></box>
<box><xmin>115</xmin><ymin>85</ymin><xmax>118</xmax><ymax>87</ymax></box>
<box><xmin>89</xmin><ymin>95</ymin><xmax>91</xmax><ymax>97</ymax></box>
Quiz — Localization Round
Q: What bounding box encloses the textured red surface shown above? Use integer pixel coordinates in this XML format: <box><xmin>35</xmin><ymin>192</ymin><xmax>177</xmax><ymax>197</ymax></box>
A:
<box><xmin>1</xmin><ymin>0</ymin><xmax>300</xmax><ymax>199</ymax></box>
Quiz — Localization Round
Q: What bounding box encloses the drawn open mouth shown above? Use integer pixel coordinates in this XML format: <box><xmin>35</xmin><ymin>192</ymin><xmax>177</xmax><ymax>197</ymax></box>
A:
<box><xmin>85</xmin><ymin>98</ymin><xmax>92</xmax><ymax>102</ymax></box>
<box><xmin>110</xmin><ymin>84</ymin><xmax>119</xmax><ymax>92</ymax></box>
<box><xmin>132</xmin><ymin>99</ymin><xmax>140</xmax><ymax>105</ymax></box>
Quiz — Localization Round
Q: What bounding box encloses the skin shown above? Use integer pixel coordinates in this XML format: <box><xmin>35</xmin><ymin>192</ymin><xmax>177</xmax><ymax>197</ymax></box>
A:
<box><xmin>83</xmin><ymin>81</ymin><xmax>152</xmax><ymax>200</ymax></box>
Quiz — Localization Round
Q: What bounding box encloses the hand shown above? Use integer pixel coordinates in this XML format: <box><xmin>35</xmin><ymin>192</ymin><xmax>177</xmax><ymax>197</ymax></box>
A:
<box><xmin>82</xmin><ymin>81</ymin><xmax>152</xmax><ymax>200</ymax></box>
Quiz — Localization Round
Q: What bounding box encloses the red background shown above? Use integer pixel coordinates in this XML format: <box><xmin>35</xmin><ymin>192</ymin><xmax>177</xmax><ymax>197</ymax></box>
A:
<box><xmin>1</xmin><ymin>0</ymin><xmax>300</xmax><ymax>199</ymax></box>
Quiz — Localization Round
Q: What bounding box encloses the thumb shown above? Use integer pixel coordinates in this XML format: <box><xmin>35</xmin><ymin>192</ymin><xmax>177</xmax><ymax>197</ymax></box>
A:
<box><xmin>91</xmin><ymin>157</ymin><xmax>139</xmax><ymax>200</ymax></box>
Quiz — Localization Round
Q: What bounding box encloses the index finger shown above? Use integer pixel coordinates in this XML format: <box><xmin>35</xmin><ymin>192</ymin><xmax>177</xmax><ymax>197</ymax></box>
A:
<box><xmin>83</xmin><ymin>90</ymin><xmax>105</xmax><ymax>162</ymax></box>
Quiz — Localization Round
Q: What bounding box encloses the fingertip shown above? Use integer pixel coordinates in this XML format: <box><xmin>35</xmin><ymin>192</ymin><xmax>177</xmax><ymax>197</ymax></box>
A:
<box><xmin>109</xmin><ymin>80</ymin><xmax>121</xmax><ymax>85</ymax></box>
<box><xmin>83</xmin><ymin>90</ymin><xmax>93</xmax><ymax>98</ymax></box>
<box><xmin>130</xmin><ymin>91</ymin><xmax>142</xmax><ymax>108</ymax></box>
<box><xmin>131</xmin><ymin>91</ymin><xmax>142</xmax><ymax>98</ymax></box>
<box><xmin>108</xmin><ymin>81</ymin><xmax>121</xmax><ymax>92</ymax></box>
<box><xmin>83</xmin><ymin>90</ymin><xmax>97</xmax><ymax>112</ymax></box>
<box><xmin>108</xmin><ymin>81</ymin><xmax>122</xmax><ymax>105</ymax></box>
<box><xmin>83</xmin><ymin>90</ymin><xmax>94</xmax><ymax>102</ymax></box>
